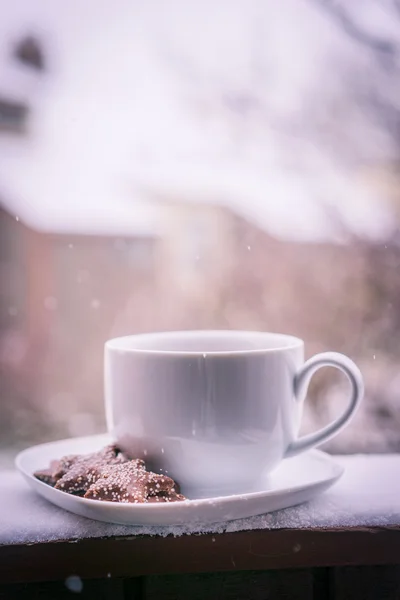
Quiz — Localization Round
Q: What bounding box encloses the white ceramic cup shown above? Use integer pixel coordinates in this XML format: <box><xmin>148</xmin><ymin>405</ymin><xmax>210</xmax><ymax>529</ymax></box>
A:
<box><xmin>105</xmin><ymin>330</ymin><xmax>363</xmax><ymax>496</ymax></box>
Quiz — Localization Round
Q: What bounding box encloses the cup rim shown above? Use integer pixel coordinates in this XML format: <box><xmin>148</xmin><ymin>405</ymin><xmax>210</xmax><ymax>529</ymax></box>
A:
<box><xmin>105</xmin><ymin>330</ymin><xmax>304</xmax><ymax>356</ymax></box>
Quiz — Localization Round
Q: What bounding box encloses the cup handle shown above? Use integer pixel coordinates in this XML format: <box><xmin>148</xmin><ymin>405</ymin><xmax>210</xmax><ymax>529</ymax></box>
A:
<box><xmin>285</xmin><ymin>352</ymin><xmax>364</xmax><ymax>458</ymax></box>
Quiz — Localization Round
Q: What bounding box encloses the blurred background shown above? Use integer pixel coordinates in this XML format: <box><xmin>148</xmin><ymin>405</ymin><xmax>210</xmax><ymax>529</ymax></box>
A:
<box><xmin>1</xmin><ymin>0</ymin><xmax>400</xmax><ymax>465</ymax></box>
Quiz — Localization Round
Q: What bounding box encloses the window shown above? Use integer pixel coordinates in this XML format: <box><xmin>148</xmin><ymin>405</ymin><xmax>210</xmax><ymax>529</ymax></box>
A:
<box><xmin>0</xmin><ymin>1</ymin><xmax>399</xmax><ymax>464</ymax></box>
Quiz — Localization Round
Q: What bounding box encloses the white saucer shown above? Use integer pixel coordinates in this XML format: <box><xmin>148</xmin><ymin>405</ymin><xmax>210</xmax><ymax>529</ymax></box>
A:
<box><xmin>16</xmin><ymin>433</ymin><xmax>344</xmax><ymax>526</ymax></box>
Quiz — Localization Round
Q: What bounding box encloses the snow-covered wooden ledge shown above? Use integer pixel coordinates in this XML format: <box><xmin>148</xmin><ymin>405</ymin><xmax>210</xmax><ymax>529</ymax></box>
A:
<box><xmin>1</xmin><ymin>455</ymin><xmax>400</xmax><ymax>595</ymax></box>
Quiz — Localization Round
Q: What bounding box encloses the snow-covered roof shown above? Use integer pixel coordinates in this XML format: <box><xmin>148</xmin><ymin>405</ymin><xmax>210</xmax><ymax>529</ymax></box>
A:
<box><xmin>0</xmin><ymin>194</ymin><xmax>161</xmax><ymax>238</ymax></box>
<box><xmin>0</xmin><ymin>137</ymin><xmax>160</xmax><ymax>237</ymax></box>
<box><xmin>132</xmin><ymin>161</ymin><xmax>394</xmax><ymax>243</ymax></box>
<box><xmin>0</xmin><ymin>62</ymin><xmax>38</xmax><ymax>105</ymax></box>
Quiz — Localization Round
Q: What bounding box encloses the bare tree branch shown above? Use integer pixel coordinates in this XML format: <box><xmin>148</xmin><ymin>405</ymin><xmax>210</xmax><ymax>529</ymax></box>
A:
<box><xmin>393</xmin><ymin>0</ymin><xmax>400</xmax><ymax>18</ymax></box>
<box><xmin>311</xmin><ymin>0</ymin><xmax>398</xmax><ymax>64</ymax></box>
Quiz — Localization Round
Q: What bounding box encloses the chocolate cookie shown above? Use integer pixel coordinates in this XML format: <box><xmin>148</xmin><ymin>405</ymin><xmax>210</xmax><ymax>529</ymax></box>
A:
<box><xmin>34</xmin><ymin>444</ymin><xmax>186</xmax><ymax>503</ymax></box>
<box><xmin>34</xmin><ymin>455</ymin><xmax>84</xmax><ymax>487</ymax></box>
<box><xmin>34</xmin><ymin>445</ymin><xmax>127</xmax><ymax>489</ymax></box>
<box><xmin>53</xmin><ymin>445</ymin><xmax>130</xmax><ymax>495</ymax></box>
<box><xmin>33</xmin><ymin>459</ymin><xmax>63</xmax><ymax>487</ymax></box>
<box><xmin>146</xmin><ymin>491</ymin><xmax>186</xmax><ymax>503</ymax></box>
<box><xmin>84</xmin><ymin>461</ymin><xmax>181</xmax><ymax>503</ymax></box>
<box><xmin>51</xmin><ymin>455</ymin><xmax>81</xmax><ymax>479</ymax></box>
